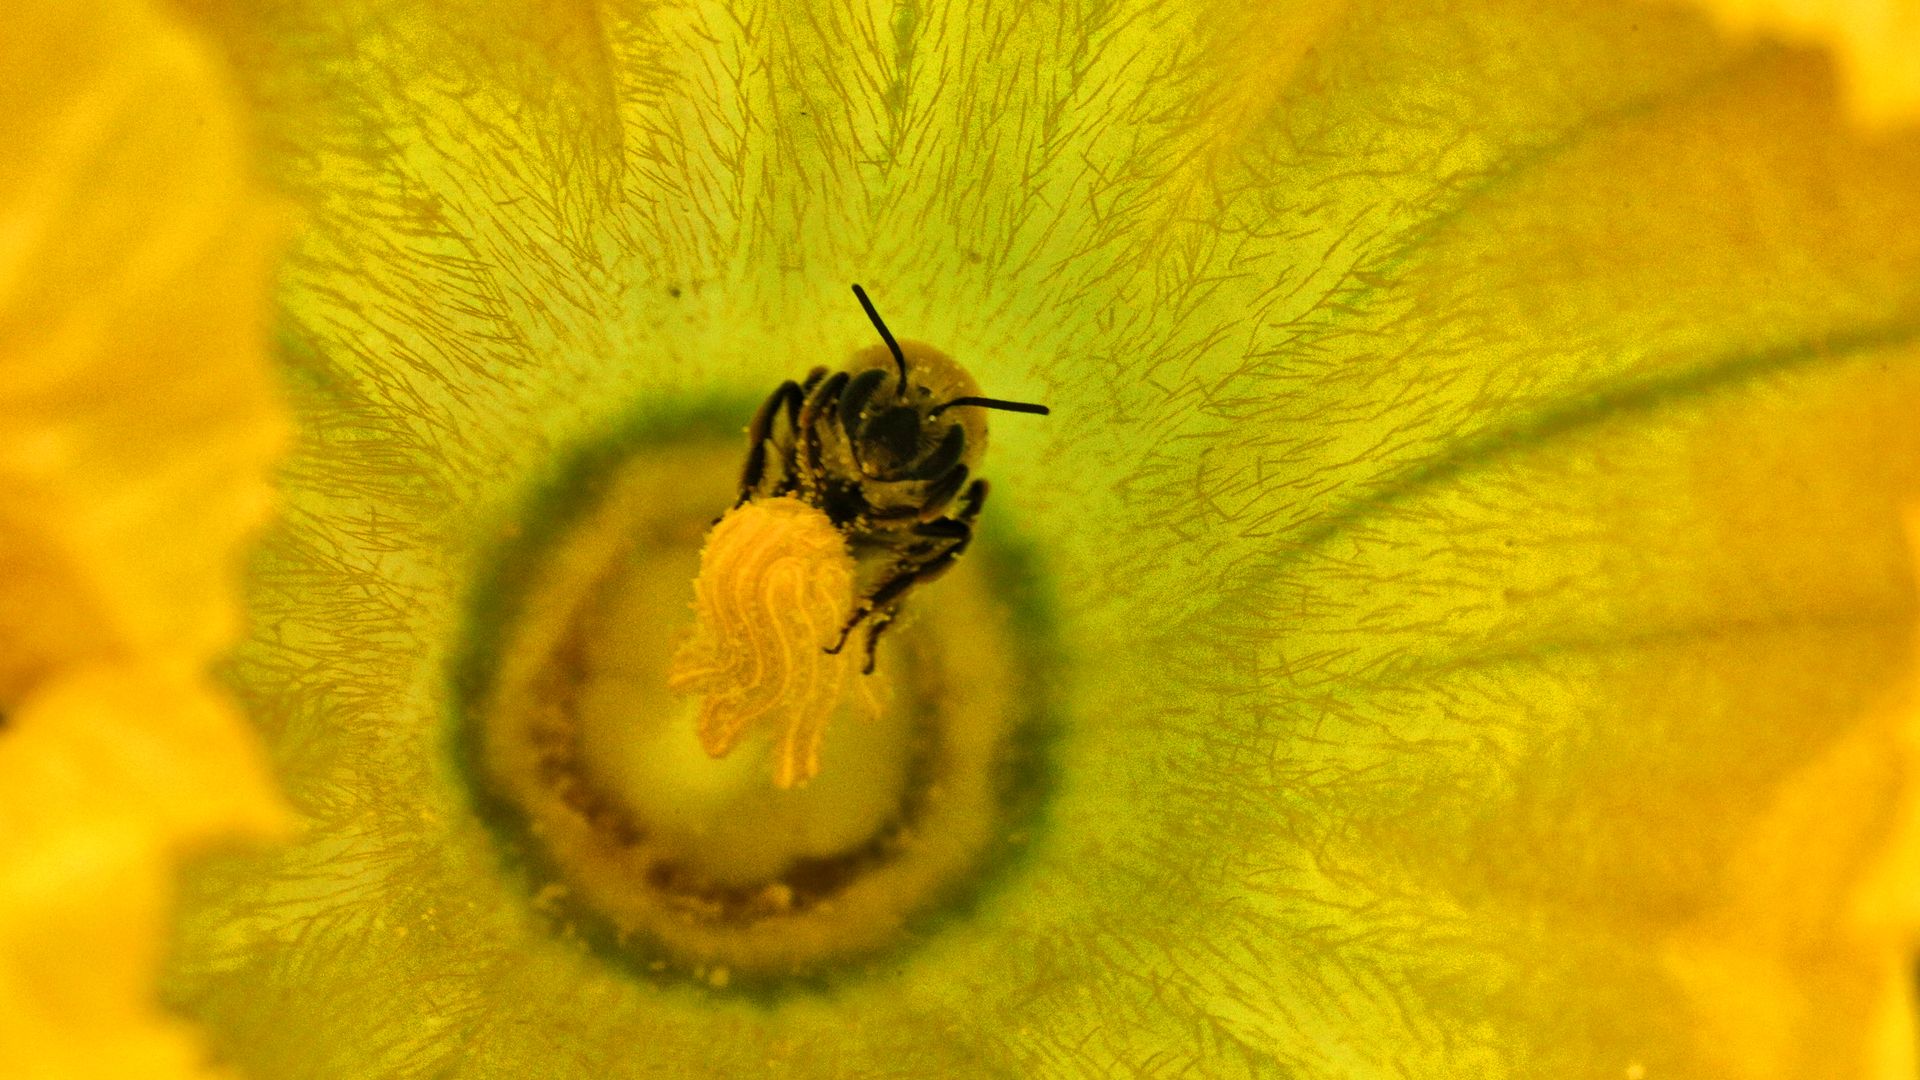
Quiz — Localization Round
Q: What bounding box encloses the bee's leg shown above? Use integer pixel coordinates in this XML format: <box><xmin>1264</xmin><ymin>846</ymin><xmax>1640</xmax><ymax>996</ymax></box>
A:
<box><xmin>913</xmin><ymin>467</ymin><xmax>976</xmax><ymax>522</ymax></box>
<box><xmin>825</xmin><ymin>518</ymin><xmax>973</xmax><ymax>659</ymax></box>
<box><xmin>910</xmin><ymin>516</ymin><xmax>973</xmax><ymax>552</ymax></box>
<box><xmin>799</xmin><ymin>370</ymin><xmax>848</xmax><ymax>431</ymax></box>
<box><xmin>796</xmin><ymin>370</ymin><xmax>850</xmax><ymax>499</ymax></box>
<box><xmin>948</xmin><ymin>479</ymin><xmax>987</xmax><ymax>529</ymax></box>
<box><xmin>903</xmin><ymin>424</ymin><xmax>967</xmax><ymax>482</ymax></box>
<box><xmin>738</xmin><ymin>373</ymin><xmax>818</xmax><ymax>505</ymax></box>
<box><xmin>859</xmin><ymin>608</ymin><xmax>897</xmax><ymax>674</ymax></box>
<box><xmin>838</xmin><ymin>368</ymin><xmax>890</xmax><ymax>472</ymax></box>
<box><xmin>823</xmin><ymin>605</ymin><xmax>869</xmax><ymax>655</ymax></box>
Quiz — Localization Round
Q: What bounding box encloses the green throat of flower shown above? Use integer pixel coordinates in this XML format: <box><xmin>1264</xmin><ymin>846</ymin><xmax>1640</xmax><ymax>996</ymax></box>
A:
<box><xmin>455</xmin><ymin>409</ymin><xmax>1056</xmax><ymax>988</ymax></box>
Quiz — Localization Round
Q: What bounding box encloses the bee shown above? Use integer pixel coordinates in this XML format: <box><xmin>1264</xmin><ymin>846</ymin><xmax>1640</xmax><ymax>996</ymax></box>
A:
<box><xmin>669</xmin><ymin>284</ymin><xmax>1047</xmax><ymax>787</ymax></box>
<box><xmin>738</xmin><ymin>284</ymin><xmax>1049</xmax><ymax>672</ymax></box>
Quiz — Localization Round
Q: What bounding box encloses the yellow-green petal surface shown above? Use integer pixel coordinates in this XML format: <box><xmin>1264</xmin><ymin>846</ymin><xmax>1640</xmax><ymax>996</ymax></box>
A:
<box><xmin>171</xmin><ymin>1</ymin><xmax>1920</xmax><ymax>1076</ymax></box>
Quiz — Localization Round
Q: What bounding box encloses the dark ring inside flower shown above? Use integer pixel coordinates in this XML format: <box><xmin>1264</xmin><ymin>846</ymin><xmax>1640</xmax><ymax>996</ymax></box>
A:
<box><xmin>451</xmin><ymin>409</ymin><xmax>1055</xmax><ymax>988</ymax></box>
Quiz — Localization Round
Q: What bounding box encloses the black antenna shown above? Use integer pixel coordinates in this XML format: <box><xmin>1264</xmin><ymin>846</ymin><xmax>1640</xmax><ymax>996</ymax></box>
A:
<box><xmin>931</xmin><ymin>396</ymin><xmax>1051</xmax><ymax>416</ymax></box>
<box><xmin>851</xmin><ymin>284</ymin><xmax>908</xmax><ymax>385</ymax></box>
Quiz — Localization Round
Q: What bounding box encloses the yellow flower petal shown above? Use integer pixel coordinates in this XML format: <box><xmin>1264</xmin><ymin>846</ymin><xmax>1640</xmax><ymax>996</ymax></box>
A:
<box><xmin>0</xmin><ymin>0</ymin><xmax>288</xmax><ymax>1074</ymax></box>
<box><xmin>1664</xmin><ymin>506</ymin><xmax>1920</xmax><ymax>1079</ymax></box>
<box><xmin>0</xmin><ymin>0</ymin><xmax>286</xmax><ymax>691</ymax></box>
<box><xmin>1680</xmin><ymin>0</ymin><xmax>1920</xmax><ymax>126</ymax></box>
<box><xmin>1</xmin><ymin>666</ymin><xmax>283</xmax><ymax>1079</ymax></box>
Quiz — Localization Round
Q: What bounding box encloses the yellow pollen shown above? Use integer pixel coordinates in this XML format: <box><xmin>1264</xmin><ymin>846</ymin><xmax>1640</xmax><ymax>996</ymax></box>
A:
<box><xmin>667</xmin><ymin>497</ymin><xmax>869</xmax><ymax>788</ymax></box>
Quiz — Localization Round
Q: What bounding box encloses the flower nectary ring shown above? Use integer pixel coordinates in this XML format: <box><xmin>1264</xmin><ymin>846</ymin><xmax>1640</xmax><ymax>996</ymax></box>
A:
<box><xmin>452</xmin><ymin>403</ymin><xmax>1055</xmax><ymax>987</ymax></box>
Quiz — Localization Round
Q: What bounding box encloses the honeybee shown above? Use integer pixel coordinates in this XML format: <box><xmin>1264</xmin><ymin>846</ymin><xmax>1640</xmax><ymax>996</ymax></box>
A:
<box><xmin>737</xmin><ymin>285</ymin><xmax>1049</xmax><ymax>673</ymax></box>
<box><xmin>669</xmin><ymin>285</ymin><xmax>1047</xmax><ymax>787</ymax></box>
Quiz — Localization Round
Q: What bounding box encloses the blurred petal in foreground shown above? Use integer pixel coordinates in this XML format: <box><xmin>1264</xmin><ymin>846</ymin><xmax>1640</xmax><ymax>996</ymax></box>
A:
<box><xmin>1685</xmin><ymin>0</ymin><xmax>1920</xmax><ymax>124</ymax></box>
<box><xmin>0</xmin><ymin>0</ymin><xmax>287</xmax><ymax>1075</ymax></box>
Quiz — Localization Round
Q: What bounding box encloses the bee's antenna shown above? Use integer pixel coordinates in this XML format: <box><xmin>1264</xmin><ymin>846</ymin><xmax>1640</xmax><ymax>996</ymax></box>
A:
<box><xmin>931</xmin><ymin>396</ymin><xmax>1051</xmax><ymax>417</ymax></box>
<box><xmin>851</xmin><ymin>284</ymin><xmax>908</xmax><ymax>386</ymax></box>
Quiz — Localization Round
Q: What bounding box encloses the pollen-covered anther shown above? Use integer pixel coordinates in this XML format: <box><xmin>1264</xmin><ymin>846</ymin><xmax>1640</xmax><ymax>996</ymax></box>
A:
<box><xmin>667</xmin><ymin>496</ymin><xmax>872</xmax><ymax>788</ymax></box>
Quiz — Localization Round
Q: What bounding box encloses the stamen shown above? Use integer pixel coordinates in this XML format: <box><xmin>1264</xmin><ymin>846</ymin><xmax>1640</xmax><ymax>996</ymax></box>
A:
<box><xmin>667</xmin><ymin>497</ymin><xmax>871</xmax><ymax>788</ymax></box>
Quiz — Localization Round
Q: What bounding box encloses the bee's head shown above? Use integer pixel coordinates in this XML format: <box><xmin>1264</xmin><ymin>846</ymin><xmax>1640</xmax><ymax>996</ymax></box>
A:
<box><xmin>835</xmin><ymin>353</ymin><xmax>968</xmax><ymax>482</ymax></box>
<box><xmin>844</xmin><ymin>284</ymin><xmax>1049</xmax><ymax>484</ymax></box>
<box><xmin>855</xmin><ymin>396</ymin><xmax>933</xmax><ymax>476</ymax></box>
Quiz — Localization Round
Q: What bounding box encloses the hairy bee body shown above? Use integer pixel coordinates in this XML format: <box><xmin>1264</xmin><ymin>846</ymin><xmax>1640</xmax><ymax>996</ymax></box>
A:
<box><xmin>670</xmin><ymin>285</ymin><xmax>1046</xmax><ymax>786</ymax></box>
<box><xmin>782</xmin><ymin>340</ymin><xmax>992</xmax><ymax>532</ymax></box>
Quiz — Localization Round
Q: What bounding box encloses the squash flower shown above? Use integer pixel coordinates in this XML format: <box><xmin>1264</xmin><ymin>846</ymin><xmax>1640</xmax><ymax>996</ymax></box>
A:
<box><xmin>11</xmin><ymin>0</ymin><xmax>1920</xmax><ymax>1077</ymax></box>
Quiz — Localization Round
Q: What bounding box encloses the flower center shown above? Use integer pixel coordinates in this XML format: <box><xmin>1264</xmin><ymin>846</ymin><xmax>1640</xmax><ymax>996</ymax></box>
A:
<box><xmin>456</xmin><ymin>412</ymin><xmax>1052</xmax><ymax>986</ymax></box>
